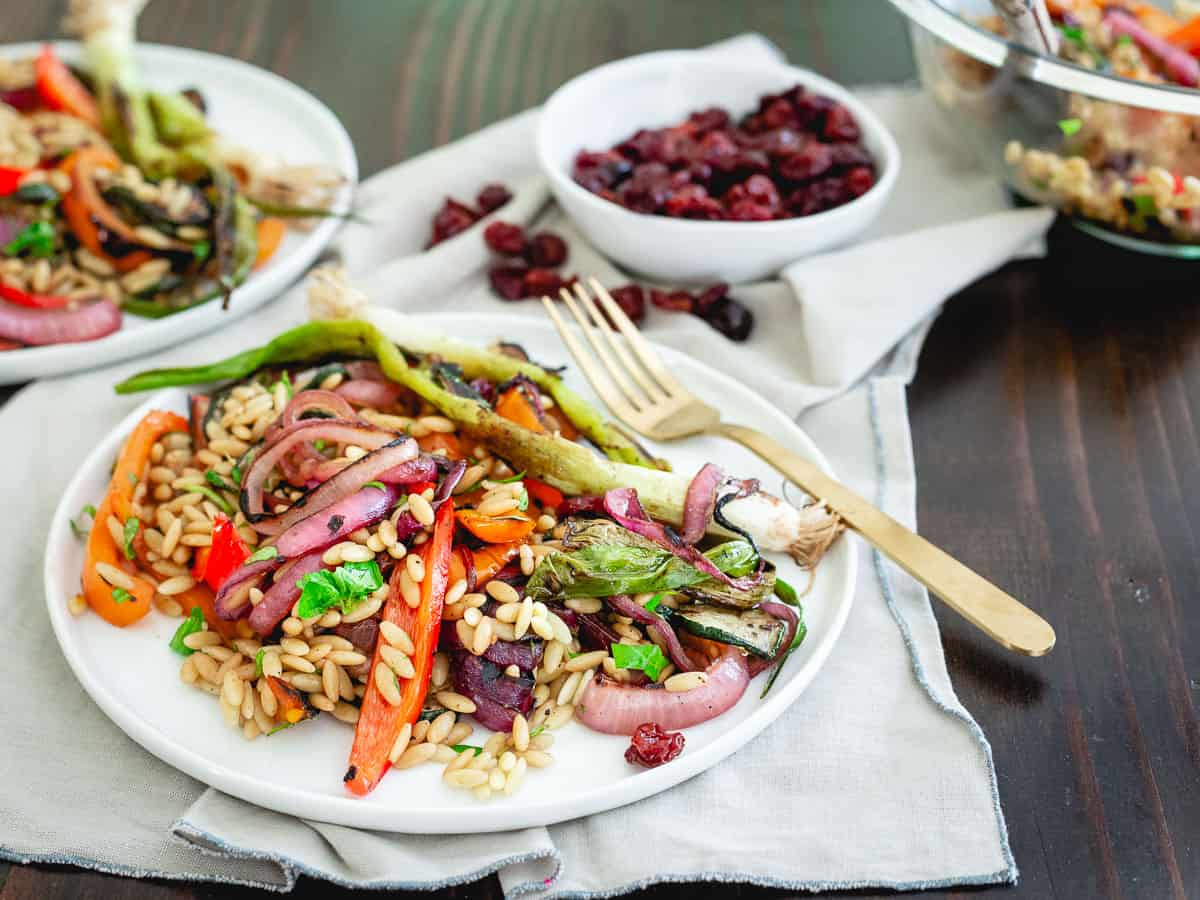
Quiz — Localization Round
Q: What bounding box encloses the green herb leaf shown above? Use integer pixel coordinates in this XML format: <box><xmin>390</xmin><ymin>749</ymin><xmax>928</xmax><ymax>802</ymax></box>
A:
<box><xmin>516</xmin><ymin>488</ymin><xmax>529</xmax><ymax>511</ymax></box>
<box><xmin>3</xmin><ymin>221</ymin><xmax>56</xmax><ymax>258</ymax></box>
<box><xmin>529</xmin><ymin>726</ymin><xmax>545</xmax><ymax>739</ymax></box>
<box><xmin>111</xmin><ymin>587</ymin><xmax>134</xmax><ymax>605</ymax></box>
<box><xmin>1058</xmin><ymin>118</ymin><xmax>1083</xmax><ymax>137</ymax></box>
<box><xmin>230</xmin><ymin>463</ymin><xmax>242</xmax><ymax>485</ymax></box>
<box><xmin>122</xmin><ymin>516</ymin><xmax>140</xmax><ymax>560</ymax></box>
<box><xmin>295</xmin><ymin>560</ymin><xmax>384</xmax><ymax>619</ymax></box>
<box><xmin>612</xmin><ymin>643</ymin><xmax>667</xmax><ymax>681</ymax></box>
<box><xmin>169</xmin><ymin>607</ymin><xmax>205</xmax><ymax>655</ymax></box>
<box><xmin>363</xmin><ymin>481</ymin><xmax>386</xmax><ymax>490</ymax></box>
<box><xmin>267</xmin><ymin>722</ymin><xmax>295</xmax><ymax>736</ymax></box>
<box><xmin>205</xmin><ymin>469</ymin><xmax>238</xmax><ymax>493</ymax></box>
<box><xmin>69</xmin><ymin>504</ymin><xmax>97</xmax><ymax>539</ymax></box>
<box><xmin>254</xmin><ymin>648</ymin><xmax>266</xmax><ymax>677</ymax></box>
<box><xmin>192</xmin><ymin>240</ymin><xmax>211</xmax><ymax>262</ymax></box>
<box><xmin>1116</xmin><ymin>33</ymin><xmax>1133</xmax><ymax>46</ymax></box>
<box><xmin>127</xmin><ymin>472</ymin><xmax>138</xmax><ymax>486</ymax></box>
<box><xmin>450</xmin><ymin>744</ymin><xmax>483</xmax><ymax>755</ymax></box>
<box><xmin>313</xmin><ymin>439</ymin><xmax>326</xmax><ymax>452</ymax></box>
<box><xmin>247</xmin><ymin>545</ymin><xmax>279</xmax><ymax>563</ymax></box>
<box><xmin>773</xmin><ymin>577</ymin><xmax>799</xmax><ymax>606</ymax></box>
<box><xmin>181</xmin><ymin>483</ymin><xmax>235</xmax><ymax>516</ymax></box>
<box><xmin>494</xmin><ymin>471</ymin><xmax>525</xmax><ymax>483</ymax></box>
<box><xmin>282</xmin><ymin>370</ymin><xmax>293</xmax><ymax>399</ymax></box>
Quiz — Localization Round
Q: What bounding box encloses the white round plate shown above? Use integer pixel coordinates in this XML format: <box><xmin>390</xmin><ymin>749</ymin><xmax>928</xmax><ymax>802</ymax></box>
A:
<box><xmin>44</xmin><ymin>313</ymin><xmax>856</xmax><ymax>833</ymax></box>
<box><xmin>0</xmin><ymin>41</ymin><xmax>357</xmax><ymax>385</ymax></box>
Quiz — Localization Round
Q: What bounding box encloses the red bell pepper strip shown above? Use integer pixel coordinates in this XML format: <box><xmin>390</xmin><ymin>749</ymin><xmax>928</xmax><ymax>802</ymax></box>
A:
<box><xmin>0</xmin><ymin>281</ymin><xmax>74</xmax><ymax>310</ymax></box>
<box><xmin>0</xmin><ymin>167</ymin><xmax>27</xmax><ymax>196</ymax></box>
<box><xmin>192</xmin><ymin>512</ymin><xmax>250</xmax><ymax>590</ymax></box>
<box><xmin>345</xmin><ymin>497</ymin><xmax>454</xmax><ymax>796</ymax></box>
<box><xmin>35</xmin><ymin>45</ymin><xmax>101</xmax><ymax>127</ymax></box>
<box><xmin>524</xmin><ymin>477</ymin><xmax>563</xmax><ymax>510</ymax></box>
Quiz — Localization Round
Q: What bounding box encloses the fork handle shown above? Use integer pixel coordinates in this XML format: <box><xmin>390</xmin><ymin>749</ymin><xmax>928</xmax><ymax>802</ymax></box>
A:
<box><xmin>715</xmin><ymin>423</ymin><xmax>1056</xmax><ymax>657</ymax></box>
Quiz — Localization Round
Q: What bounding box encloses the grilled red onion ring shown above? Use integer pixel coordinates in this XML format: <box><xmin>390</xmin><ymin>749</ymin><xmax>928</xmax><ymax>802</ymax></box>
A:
<box><xmin>0</xmin><ymin>296</ymin><xmax>121</xmax><ymax>346</ymax></box>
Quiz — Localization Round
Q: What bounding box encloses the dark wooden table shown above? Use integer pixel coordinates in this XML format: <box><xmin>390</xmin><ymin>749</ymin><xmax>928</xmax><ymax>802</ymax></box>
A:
<box><xmin>4</xmin><ymin>2</ymin><xmax>1197</xmax><ymax>899</ymax></box>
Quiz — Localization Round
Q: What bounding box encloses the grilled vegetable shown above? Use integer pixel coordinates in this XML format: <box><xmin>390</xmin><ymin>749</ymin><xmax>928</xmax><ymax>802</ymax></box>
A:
<box><xmin>666</xmin><ymin>602</ymin><xmax>787</xmax><ymax>658</ymax></box>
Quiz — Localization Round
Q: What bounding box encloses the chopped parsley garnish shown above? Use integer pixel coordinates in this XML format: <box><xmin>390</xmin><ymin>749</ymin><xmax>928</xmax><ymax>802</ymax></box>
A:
<box><xmin>69</xmin><ymin>504</ymin><xmax>97</xmax><ymax>539</ymax></box>
<box><xmin>111</xmin><ymin>587</ymin><xmax>134</xmax><ymax>605</ymax></box>
<box><xmin>246</xmin><ymin>545</ymin><xmax>279</xmax><ymax>563</ymax></box>
<box><xmin>612</xmin><ymin>643</ymin><xmax>668</xmax><ymax>681</ymax></box>
<box><xmin>451</xmin><ymin>744</ymin><xmax>483</xmax><ymax>755</ymax></box>
<box><xmin>643</xmin><ymin>593</ymin><xmax>664</xmax><ymax>614</ymax></box>
<box><xmin>181</xmin><ymin>483</ymin><xmax>235</xmax><ymax>516</ymax></box>
<box><xmin>1116</xmin><ymin>33</ymin><xmax>1133</xmax><ymax>46</ymax></box>
<box><xmin>230</xmin><ymin>462</ymin><xmax>242</xmax><ymax>485</ymax></box>
<box><xmin>268</xmin><ymin>722</ymin><xmax>295</xmax><ymax>736</ymax></box>
<box><xmin>313</xmin><ymin>439</ymin><xmax>326</xmax><ymax>451</ymax></box>
<box><xmin>192</xmin><ymin>240</ymin><xmax>211</xmax><ymax>262</ymax></box>
<box><xmin>295</xmin><ymin>560</ymin><xmax>383</xmax><ymax>619</ymax></box>
<box><xmin>494</xmin><ymin>471</ymin><xmax>525</xmax><ymax>483</ymax></box>
<box><xmin>363</xmin><ymin>481</ymin><xmax>386</xmax><ymax>491</ymax></box>
<box><xmin>3</xmin><ymin>221</ymin><xmax>55</xmax><ymax>258</ymax></box>
<box><xmin>1058</xmin><ymin>118</ymin><xmax>1083</xmax><ymax>137</ymax></box>
<box><xmin>122</xmin><ymin>517</ymin><xmax>140</xmax><ymax>560</ymax></box>
<box><xmin>254</xmin><ymin>648</ymin><xmax>266</xmax><ymax>677</ymax></box>
<box><xmin>529</xmin><ymin>726</ymin><xmax>545</xmax><ymax>739</ymax></box>
<box><xmin>169</xmin><ymin>607</ymin><xmax>205</xmax><ymax>655</ymax></box>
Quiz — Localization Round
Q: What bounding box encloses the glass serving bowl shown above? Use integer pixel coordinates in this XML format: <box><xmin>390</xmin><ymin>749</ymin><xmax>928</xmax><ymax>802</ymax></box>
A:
<box><xmin>888</xmin><ymin>0</ymin><xmax>1200</xmax><ymax>257</ymax></box>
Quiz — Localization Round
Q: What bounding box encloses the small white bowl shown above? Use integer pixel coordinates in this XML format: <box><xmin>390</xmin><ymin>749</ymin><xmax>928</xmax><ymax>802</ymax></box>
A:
<box><xmin>537</xmin><ymin>51</ymin><xmax>901</xmax><ymax>284</ymax></box>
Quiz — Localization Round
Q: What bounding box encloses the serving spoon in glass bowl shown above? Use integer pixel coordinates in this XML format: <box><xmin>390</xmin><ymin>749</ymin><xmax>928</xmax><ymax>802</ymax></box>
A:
<box><xmin>541</xmin><ymin>277</ymin><xmax>1056</xmax><ymax>657</ymax></box>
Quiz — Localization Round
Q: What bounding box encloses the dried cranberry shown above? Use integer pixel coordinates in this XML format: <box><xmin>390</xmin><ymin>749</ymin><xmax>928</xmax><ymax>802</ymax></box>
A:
<box><xmin>687</xmin><ymin>107</ymin><xmax>730</xmax><ymax>133</ymax></box>
<box><xmin>483</xmin><ymin>221</ymin><xmax>527</xmax><ymax>256</ymax></box>
<box><xmin>828</xmin><ymin>142</ymin><xmax>873</xmax><ymax>169</ymax></box>
<box><xmin>476</xmin><ymin>183</ymin><xmax>512</xmax><ymax>214</ymax></box>
<box><xmin>762</xmin><ymin>97</ymin><xmax>799</xmax><ymax>130</ymax></box>
<box><xmin>617</xmin><ymin>162</ymin><xmax>676</xmax><ymax>214</ymax></box>
<box><xmin>664</xmin><ymin>184</ymin><xmax>722</xmax><ymax>220</ymax></box>
<box><xmin>522</xmin><ymin>267</ymin><xmax>562</xmax><ymax>298</ymax></box>
<box><xmin>524</xmin><ymin>232</ymin><xmax>568</xmax><ymax>268</ymax></box>
<box><xmin>794</xmin><ymin>91</ymin><xmax>835</xmax><ymax>130</ymax></box>
<box><xmin>608</xmin><ymin>284</ymin><xmax>646</xmax><ymax>324</ymax></box>
<box><xmin>650</xmin><ymin>289</ymin><xmax>695</xmax><ymax>313</ymax></box>
<box><xmin>428</xmin><ymin>198</ymin><xmax>479</xmax><ymax>247</ymax></box>
<box><xmin>625</xmin><ymin>722</ymin><xmax>685</xmax><ymax>768</ymax></box>
<box><xmin>701</xmin><ymin>295</ymin><xmax>754</xmax><ymax>341</ymax></box>
<box><xmin>698</xmin><ymin>130</ymin><xmax>740</xmax><ymax>172</ymax></box>
<box><xmin>693</xmin><ymin>282</ymin><xmax>729</xmax><ymax>315</ymax></box>
<box><xmin>822</xmin><ymin>104</ymin><xmax>861</xmax><ymax>142</ymax></box>
<box><xmin>732</xmin><ymin>149</ymin><xmax>770</xmax><ymax>174</ymax></box>
<box><xmin>778</xmin><ymin>143</ymin><xmax>834</xmax><ymax>181</ymax></box>
<box><xmin>488</xmin><ymin>265</ymin><xmax>528</xmax><ymax>301</ymax></box>
<box><xmin>846</xmin><ymin>166</ymin><xmax>875</xmax><ymax>197</ymax></box>
<box><xmin>618</xmin><ymin>129</ymin><xmax>665</xmax><ymax>162</ymax></box>
<box><xmin>726</xmin><ymin>200</ymin><xmax>775</xmax><ymax>221</ymax></box>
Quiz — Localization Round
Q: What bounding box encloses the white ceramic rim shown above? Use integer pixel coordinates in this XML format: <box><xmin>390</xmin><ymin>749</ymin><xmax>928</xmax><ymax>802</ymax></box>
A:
<box><xmin>888</xmin><ymin>0</ymin><xmax>1200</xmax><ymax>115</ymax></box>
<box><xmin>44</xmin><ymin>312</ymin><xmax>858</xmax><ymax>833</ymax></box>
<box><xmin>536</xmin><ymin>49</ymin><xmax>901</xmax><ymax>237</ymax></box>
<box><xmin>0</xmin><ymin>40</ymin><xmax>357</xmax><ymax>382</ymax></box>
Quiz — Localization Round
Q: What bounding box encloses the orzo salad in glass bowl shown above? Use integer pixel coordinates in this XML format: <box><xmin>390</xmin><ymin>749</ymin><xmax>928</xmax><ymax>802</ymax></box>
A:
<box><xmin>66</xmin><ymin>270</ymin><xmax>843</xmax><ymax>802</ymax></box>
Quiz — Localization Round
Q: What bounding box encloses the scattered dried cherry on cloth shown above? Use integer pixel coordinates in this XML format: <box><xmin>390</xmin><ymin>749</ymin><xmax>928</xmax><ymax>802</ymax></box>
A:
<box><xmin>484</xmin><ymin>221</ymin><xmax>527</xmax><ymax>256</ymax></box>
<box><xmin>476</xmin><ymin>183</ymin><xmax>512</xmax><ymax>214</ymax></box>
<box><xmin>426</xmin><ymin>182</ymin><xmax>512</xmax><ymax>248</ymax></box>
<box><xmin>608</xmin><ymin>284</ymin><xmax>647</xmax><ymax>324</ymax></box>
<box><xmin>524</xmin><ymin>232</ymin><xmax>569</xmax><ymax>267</ymax></box>
<box><xmin>570</xmin><ymin>83</ymin><xmax>874</xmax><ymax>221</ymax></box>
<box><xmin>625</xmin><ymin>722</ymin><xmax>685</xmax><ymax>768</ymax></box>
<box><xmin>488</xmin><ymin>265</ymin><xmax>528</xmax><ymax>300</ymax></box>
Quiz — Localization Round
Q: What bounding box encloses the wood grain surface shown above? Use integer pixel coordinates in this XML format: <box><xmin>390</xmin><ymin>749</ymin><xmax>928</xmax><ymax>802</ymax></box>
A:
<box><xmin>2</xmin><ymin>2</ymin><xmax>1197</xmax><ymax>899</ymax></box>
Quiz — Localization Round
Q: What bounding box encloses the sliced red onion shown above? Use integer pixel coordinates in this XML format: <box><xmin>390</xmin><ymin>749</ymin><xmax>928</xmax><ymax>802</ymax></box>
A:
<box><xmin>0</xmin><ymin>297</ymin><xmax>120</xmax><ymax>346</ymax></box>
<box><xmin>455</xmin><ymin>545</ymin><xmax>477</xmax><ymax>592</ymax></box>
<box><xmin>577</xmin><ymin>648</ymin><xmax>750</xmax><ymax>735</ymax></box>
<box><xmin>441</xmin><ymin>625</ymin><xmax>543</xmax><ymax>671</ymax></box>
<box><xmin>275</xmin><ymin>484</ymin><xmax>400</xmax><ymax>559</ymax></box>
<box><xmin>606</xmin><ymin>594</ymin><xmax>698</xmax><ymax>673</ymax></box>
<box><xmin>578</xmin><ymin>613</ymin><xmax>621</xmax><ymax>653</ymax></box>
<box><xmin>558</xmin><ymin>495</ymin><xmax>605</xmax><ymax>516</ymax></box>
<box><xmin>1105</xmin><ymin>10</ymin><xmax>1200</xmax><ymax>86</ymax></box>
<box><xmin>454</xmin><ymin>652</ymin><xmax>535</xmax><ymax>730</ymax></box>
<box><xmin>336</xmin><ymin>378</ymin><xmax>404</xmax><ymax>408</ymax></box>
<box><xmin>393</xmin><ymin>512</ymin><xmax>424</xmax><ymax>543</ymax></box>
<box><xmin>0</xmin><ymin>86</ymin><xmax>39</xmax><ymax>111</ymax></box>
<box><xmin>213</xmin><ymin>557</ymin><xmax>282</xmax><ymax>620</ymax></box>
<box><xmin>748</xmin><ymin>600</ymin><xmax>800</xmax><ymax>677</ymax></box>
<box><xmin>431</xmin><ymin>458</ymin><xmax>467</xmax><ymax>509</ymax></box>
<box><xmin>264</xmin><ymin>389</ymin><xmax>358</xmax><ymax>443</ymax></box>
<box><xmin>378</xmin><ymin>456</ymin><xmax>438</xmax><ymax>485</ymax></box>
<box><xmin>680</xmin><ymin>463</ymin><xmax>723</xmax><ymax>545</ymax></box>
<box><xmin>241</xmin><ymin>426</ymin><xmax>409</xmax><ymax>533</ymax></box>
<box><xmin>603</xmin><ymin>488</ymin><xmax>764</xmax><ymax>592</ymax></box>
<box><xmin>248</xmin><ymin>550</ymin><xmax>325</xmax><ymax>635</ymax></box>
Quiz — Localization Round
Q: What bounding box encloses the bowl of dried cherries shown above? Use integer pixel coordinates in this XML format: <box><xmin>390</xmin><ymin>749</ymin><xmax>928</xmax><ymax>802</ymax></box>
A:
<box><xmin>537</xmin><ymin>51</ymin><xmax>900</xmax><ymax>283</ymax></box>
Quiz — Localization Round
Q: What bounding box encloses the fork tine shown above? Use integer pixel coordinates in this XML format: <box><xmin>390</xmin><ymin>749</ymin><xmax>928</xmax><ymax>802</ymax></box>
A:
<box><xmin>554</xmin><ymin>289</ymin><xmax>647</xmax><ymax>414</ymax></box>
<box><xmin>587</xmin><ymin>277</ymin><xmax>686</xmax><ymax>397</ymax></box>
<box><xmin>571</xmin><ymin>282</ymin><xmax>668</xmax><ymax>405</ymax></box>
<box><xmin>540</xmin><ymin>296</ymin><xmax>639</xmax><ymax>423</ymax></box>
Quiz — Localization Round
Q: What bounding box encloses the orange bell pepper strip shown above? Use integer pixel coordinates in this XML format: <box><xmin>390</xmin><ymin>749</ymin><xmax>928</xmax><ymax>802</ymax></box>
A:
<box><xmin>268</xmin><ymin>676</ymin><xmax>315</xmax><ymax>725</ymax></box>
<box><xmin>494</xmin><ymin>385</ymin><xmax>547</xmax><ymax>433</ymax></box>
<box><xmin>82</xmin><ymin>494</ymin><xmax>154</xmax><ymax>626</ymax></box>
<box><xmin>345</xmin><ymin>497</ymin><xmax>454</xmax><ymax>796</ymax></box>
<box><xmin>108</xmin><ymin>409</ymin><xmax>190</xmax><ymax>523</ymax></box>
<box><xmin>35</xmin><ymin>45</ymin><xmax>100</xmax><ymax>127</ymax></box>
<box><xmin>60</xmin><ymin>147</ymin><xmax>155</xmax><ymax>274</ymax></box>
<box><xmin>1132</xmin><ymin>2</ymin><xmax>1180</xmax><ymax>37</ymax></box>
<box><xmin>175</xmin><ymin>582</ymin><xmax>239</xmax><ymax>640</ymax></box>
<box><xmin>253</xmin><ymin>217</ymin><xmax>286</xmax><ymax>269</ymax></box>
<box><xmin>416</xmin><ymin>431</ymin><xmax>466</xmax><ymax>459</ymax></box>
<box><xmin>448</xmin><ymin>540</ymin><xmax>522</xmax><ymax>588</ymax></box>
<box><xmin>455</xmin><ymin>508</ymin><xmax>535</xmax><ymax>544</ymax></box>
<box><xmin>1168</xmin><ymin>15</ymin><xmax>1200</xmax><ymax>52</ymax></box>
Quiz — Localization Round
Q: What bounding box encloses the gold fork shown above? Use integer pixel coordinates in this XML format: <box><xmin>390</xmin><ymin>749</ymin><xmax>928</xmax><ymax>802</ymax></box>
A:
<box><xmin>541</xmin><ymin>277</ymin><xmax>1056</xmax><ymax>657</ymax></box>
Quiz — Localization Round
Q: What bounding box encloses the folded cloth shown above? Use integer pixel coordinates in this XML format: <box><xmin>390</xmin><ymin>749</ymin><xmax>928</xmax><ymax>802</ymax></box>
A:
<box><xmin>0</xmin><ymin>34</ymin><xmax>1051</xmax><ymax>897</ymax></box>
